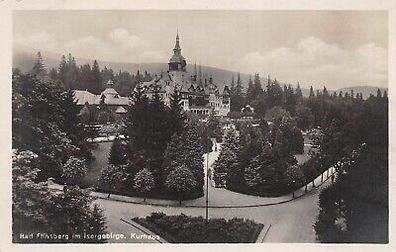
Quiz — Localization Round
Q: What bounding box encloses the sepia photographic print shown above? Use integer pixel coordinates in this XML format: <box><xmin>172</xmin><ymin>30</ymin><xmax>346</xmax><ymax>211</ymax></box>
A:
<box><xmin>1</xmin><ymin>1</ymin><xmax>394</xmax><ymax>251</ymax></box>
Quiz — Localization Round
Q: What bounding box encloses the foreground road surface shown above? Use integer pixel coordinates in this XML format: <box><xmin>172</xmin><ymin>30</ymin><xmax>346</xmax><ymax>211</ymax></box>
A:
<box><xmin>96</xmin><ymin>179</ymin><xmax>329</xmax><ymax>243</ymax></box>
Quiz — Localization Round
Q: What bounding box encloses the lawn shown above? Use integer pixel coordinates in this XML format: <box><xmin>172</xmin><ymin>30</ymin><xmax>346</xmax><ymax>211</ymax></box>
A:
<box><xmin>295</xmin><ymin>143</ymin><xmax>312</xmax><ymax>165</ymax></box>
<box><xmin>295</xmin><ymin>134</ymin><xmax>314</xmax><ymax>165</ymax></box>
<box><xmin>80</xmin><ymin>142</ymin><xmax>112</xmax><ymax>188</ymax></box>
<box><xmin>133</xmin><ymin>212</ymin><xmax>264</xmax><ymax>243</ymax></box>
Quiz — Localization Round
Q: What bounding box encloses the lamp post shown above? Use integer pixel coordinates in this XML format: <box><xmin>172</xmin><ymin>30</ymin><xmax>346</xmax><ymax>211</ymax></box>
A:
<box><xmin>205</xmin><ymin>151</ymin><xmax>209</xmax><ymax>222</ymax></box>
<box><xmin>292</xmin><ymin>180</ymin><xmax>296</xmax><ymax>198</ymax></box>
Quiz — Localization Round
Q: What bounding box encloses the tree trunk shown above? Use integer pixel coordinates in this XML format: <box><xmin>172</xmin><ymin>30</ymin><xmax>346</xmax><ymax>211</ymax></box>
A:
<box><xmin>292</xmin><ymin>192</ymin><xmax>295</xmax><ymax>198</ymax></box>
<box><xmin>305</xmin><ymin>184</ymin><xmax>308</xmax><ymax>192</ymax></box>
<box><xmin>312</xmin><ymin>180</ymin><xmax>315</xmax><ymax>187</ymax></box>
<box><xmin>179</xmin><ymin>199</ymin><xmax>182</xmax><ymax>205</ymax></box>
<box><xmin>144</xmin><ymin>197</ymin><xmax>146</xmax><ymax>203</ymax></box>
<box><xmin>107</xmin><ymin>192</ymin><xmax>111</xmax><ymax>198</ymax></box>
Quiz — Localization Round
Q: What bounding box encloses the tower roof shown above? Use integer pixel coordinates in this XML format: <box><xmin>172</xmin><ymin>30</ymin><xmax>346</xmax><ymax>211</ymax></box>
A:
<box><xmin>169</xmin><ymin>32</ymin><xmax>186</xmax><ymax>70</ymax></box>
<box><xmin>174</xmin><ymin>31</ymin><xmax>181</xmax><ymax>51</ymax></box>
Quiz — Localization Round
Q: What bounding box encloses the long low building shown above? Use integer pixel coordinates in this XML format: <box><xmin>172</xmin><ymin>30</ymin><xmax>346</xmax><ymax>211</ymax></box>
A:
<box><xmin>74</xmin><ymin>80</ymin><xmax>129</xmax><ymax>118</ymax></box>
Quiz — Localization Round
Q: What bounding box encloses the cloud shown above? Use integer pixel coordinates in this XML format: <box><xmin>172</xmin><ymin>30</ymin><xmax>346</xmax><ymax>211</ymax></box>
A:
<box><xmin>239</xmin><ymin>37</ymin><xmax>387</xmax><ymax>89</ymax></box>
<box><xmin>14</xmin><ymin>31</ymin><xmax>57</xmax><ymax>51</ymax></box>
<box><xmin>63</xmin><ymin>28</ymin><xmax>167</xmax><ymax>63</ymax></box>
<box><xmin>14</xmin><ymin>28</ymin><xmax>168</xmax><ymax>64</ymax></box>
<box><xmin>109</xmin><ymin>28</ymin><xmax>143</xmax><ymax>50</ymax></box>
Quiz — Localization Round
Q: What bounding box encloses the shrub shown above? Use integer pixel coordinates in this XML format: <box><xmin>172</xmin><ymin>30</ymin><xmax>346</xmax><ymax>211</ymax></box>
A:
<box><xmin>134</xmin><ymin>213</ymin><xmax>263</xmax><ymax>243</ymax></box>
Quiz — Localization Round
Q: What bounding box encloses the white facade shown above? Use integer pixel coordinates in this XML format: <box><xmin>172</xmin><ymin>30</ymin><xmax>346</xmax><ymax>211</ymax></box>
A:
<box><xmin>141</xmin><ymin>33</ymin><xmax>230</xmax><ymax>117</ymax></box>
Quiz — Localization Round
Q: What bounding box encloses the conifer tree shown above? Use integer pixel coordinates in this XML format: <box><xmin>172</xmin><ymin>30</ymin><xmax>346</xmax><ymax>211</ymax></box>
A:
<box><xmin>266</xmin><ymin>78</ymin><xmax>284</xmax><ymax>108</ymax></box>
<box><xmin>162</xmin><ymin>133</ymin><xmax>184</xmax><ymax>177</ymax></box>
<box><xmin>91</xmin><ymin>60</ymin><xmax>102</xmax><ymax>94</ymax></box>
<box><xmin>207</xmin><ymin>112</ymin><xmax>223</xmax><ymax>142</ymax></box>
<box><xmin>323</xmin><ymin>86</ymin><xmax>329</xmax><ymax>97</ymax></box>
<box><xmin>221</xmin><ymin>128</ymin><xmax>239</xmax><ymax>154</ymax></box>
<box><xmin>46</xmin><ymin>186</ymin><xmax>107</xmax><ymax>241</ymax></box>
<box><xmin>108</xmin><ymin>138</ymin><xmax>127</xmax><ymax>166</ymax></box>
<box><xmin>253</xmin><ymin>73</ymin><xmax>264</xmax><ymax>96</ymax></box>
<box><xmin>212</xmin><ymin>147</ymin><xmax>238</xmax><ymax>187</ymax></box>
<box><xmin>48</xmin><ymin>68</ymin><xmax>58</xmax><ymax>81</ymax></box>
<box><xmin>244</xmin><ymin>155</ymin><xmax>261</xmax><ymax>188</ymax></box>
<box><xmin>181</xmin><ymin>122</ymin><xmax>205</xmax><ymax>193</ymax></box>
<box><xmin>295</xmin><ymin>82</ymin><xmax>303</xmax><ymax>99</ymax></box>
<box><xmin>30</xmin><ymin>51</ymin><xmax>46</xmax><ymax>78</ymax></box>
<box><xmin>59</xmin><ymin>89</ymin><xmax>92</xmax><ymax>162</ymax></box>
<box><xmin>212</xmin><ymin>128</ymin><xmax>240</xmax><ymax>188</ymax></box>
<box><xmin>272</xmin><ymin>116</ymin><xmax>304</xmax><ymax>157</ymax></box>
<box><xmin>230</xmin><ymin>75</ymin><xmax>235</xmax><ymax>93</ymax></box>
<box><xmin>65</xmin><ymin>53</ymin><xmax>79</xmax><ymax>89</ymax></box>
<box><xmin>246</xmin><ymin>75</ymin><xmax>255</xmax><ymax>104</ymax></box>
<box><xmin>376</xmin><ymin>88</ymin><xmax>382</xmax><ymax>98</ymax></box>
<box><xmin>59</xmin><ymin>90</ymin><xmax>80</xmax><ymax>138</ymax></box>
<box><xmin>79</xmin><ymin>64</ymin><xmax>92</xmax><ymax>91</ymax></box>
<box><xmin>309</xmin><ymin>86</ymin><xmax>315</xmax><ymax>99</ymax></box>
<box><xmin>230</xmin><ymin>73</ymin><xmax>245</xmax><ymax>112</ymax></box>
<box><xmin>58</xmin><ymin>55</ymin><xmax>68</xmax><ymax>86</ymax></box>
<box><xmin>169</xmin><ymin>89</ymin><xmax>186</xmax><ymax>135</ymax></box>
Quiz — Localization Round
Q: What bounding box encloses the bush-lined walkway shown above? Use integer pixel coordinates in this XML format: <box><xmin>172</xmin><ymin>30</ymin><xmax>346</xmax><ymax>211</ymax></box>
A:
<box><xmin>53</xmin><ymin>141</ymin><xmax>335</xmax><ymax>208</ymax></box>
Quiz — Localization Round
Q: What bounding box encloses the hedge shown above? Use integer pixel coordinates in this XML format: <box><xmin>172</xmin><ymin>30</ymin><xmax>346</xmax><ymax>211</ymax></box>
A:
<box><xmin>133</xmin><ymin>212</ymin><xmax>263</xmax><ymax>243</ymax></box>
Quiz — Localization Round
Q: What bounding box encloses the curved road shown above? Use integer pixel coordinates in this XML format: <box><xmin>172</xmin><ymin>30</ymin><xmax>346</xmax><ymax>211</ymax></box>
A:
<box><xmin>91</xmin><ymin>140</ymin><xmax>329</xmax><ymax>243</ymax></box>
<box><xmin>96</xmin><ymin>178</ymin><xmax>329</xmax><ymax>243</ymax></box>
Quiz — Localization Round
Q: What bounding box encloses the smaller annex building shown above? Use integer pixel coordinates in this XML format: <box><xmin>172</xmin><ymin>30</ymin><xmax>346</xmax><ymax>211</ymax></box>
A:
<box><xmin>74</xmin><ymin>80</ymin><xmax>129</xmax><ymax>121</ymax></box>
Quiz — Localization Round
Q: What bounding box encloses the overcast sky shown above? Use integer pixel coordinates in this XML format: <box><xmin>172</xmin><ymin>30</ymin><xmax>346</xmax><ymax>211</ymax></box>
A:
<box><xmin>13</xmin><ymin>10</ymin><xmax>388</xmax><ymax>89</ymax></box>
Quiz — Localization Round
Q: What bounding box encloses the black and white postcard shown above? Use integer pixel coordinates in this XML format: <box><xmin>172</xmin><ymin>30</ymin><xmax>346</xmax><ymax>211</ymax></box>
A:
<box><xmin>0</xmin><ymin>0</ymin><xmax>394</xmax><ymax>251</ymax></box>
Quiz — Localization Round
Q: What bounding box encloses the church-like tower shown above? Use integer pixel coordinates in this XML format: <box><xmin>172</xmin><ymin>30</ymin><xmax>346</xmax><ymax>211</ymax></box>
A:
<box><xmin>168</xmin><ymin>32</ymin><xmax>187</xmax><ymax>71</ymax></box>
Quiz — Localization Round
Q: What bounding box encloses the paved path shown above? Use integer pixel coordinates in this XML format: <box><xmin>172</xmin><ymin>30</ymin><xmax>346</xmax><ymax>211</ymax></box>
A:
<box><xmin>91</xmin><ymin>168</ymin><xmax>333</xmax><ymax>208</ymax></box>
<box><xmin>78</xmin><ymin>140</ymin><xmax>333</xmax><ymax>208</ymax></box>
<box><xmin>70</xmin><ymin>138</ymin><xmax>333</xmax><ymax>242</ymax></box>
<box><xmin>95</xmin><ymin>178</ymin><xmax>331</xmax><ymax>243</ymax></box>
<box><xmin>99</xmin><ymin>203</ymin><xmax>159</xmax><ymax>243</ymax></box>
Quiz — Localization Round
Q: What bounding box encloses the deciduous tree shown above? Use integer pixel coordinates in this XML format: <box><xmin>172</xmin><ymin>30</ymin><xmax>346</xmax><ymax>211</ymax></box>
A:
<box><xmin>61</xmin><ymin>157</ymin><xmax>87</xmax><ymax>185</ymax></box>
<box><xmin>133</xmin><ymin>168</ymin><xmax>155</xmax><ymax>202</ymax></box>
<box><xmin>165</xmin><ymin>165</ymin><xmax>197</xmax><ymax>205</ymax></box>
<box><xmin>99</xmin><ymin>164</ymin><xmax>125</xmax><ymax>198</ymax></box>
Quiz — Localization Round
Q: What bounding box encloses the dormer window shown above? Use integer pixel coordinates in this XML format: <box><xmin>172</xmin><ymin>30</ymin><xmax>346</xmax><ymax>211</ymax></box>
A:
<box><xmin>114</xmin><ymin>94</ymin><xmax>119</xmax><ymax>99</ymax></box>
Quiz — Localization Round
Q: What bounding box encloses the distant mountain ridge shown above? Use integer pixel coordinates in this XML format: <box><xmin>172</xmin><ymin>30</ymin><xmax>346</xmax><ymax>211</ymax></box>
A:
<box><xmin>13</xmin><ymin>50</ymin><xmax>387</xmax><ymax>99</ymax></box>
<box><xmin>335</xmin><ymin>86</ymin><xmax>387</xmax><ymax>99</ymax></box>
<box><xmin>13</xmin><ymin>50</ymin><xmax>251</xmax><ymax>85</ymax></box>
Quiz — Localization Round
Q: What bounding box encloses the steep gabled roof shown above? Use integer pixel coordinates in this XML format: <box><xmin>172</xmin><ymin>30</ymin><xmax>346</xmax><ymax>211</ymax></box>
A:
<box><xmin>74</xmin><ymin>90</ymin><xmax>96</xmax><ymax>105</ymax></box>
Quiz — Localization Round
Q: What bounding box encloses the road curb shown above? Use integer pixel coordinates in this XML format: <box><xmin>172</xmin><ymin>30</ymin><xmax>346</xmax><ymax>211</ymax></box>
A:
<box><xmin>94</xmin><ymin>170</ymin><xmax>334</xmax><ymax>209</ymax></box>
<box><xmin>120</xmin><ymin>218</ymin><xmax>168</xmax><ymax>243</ymax></box>
<box><xmin>256</xmin><ymin>224</ymin><xmax>272</xmax><ymax>243</ymax></box>
<box><xmin>50</xmin><ymin>169</ymin><xmax>335</xmax><ymax>209</ymax></box>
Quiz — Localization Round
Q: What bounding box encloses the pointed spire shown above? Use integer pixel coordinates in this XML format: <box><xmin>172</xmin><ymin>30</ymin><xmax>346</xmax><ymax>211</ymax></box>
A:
<box><xmin>198</xmin><ymin>63</ymin><xmax>202</xmax><ymax>84</ymax></box>
<box><xmin>174</xmin><ymin>30</ymin><xmax>181</xmax><ymax>52</ymax></box>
